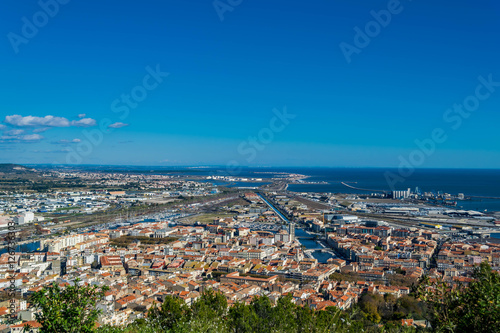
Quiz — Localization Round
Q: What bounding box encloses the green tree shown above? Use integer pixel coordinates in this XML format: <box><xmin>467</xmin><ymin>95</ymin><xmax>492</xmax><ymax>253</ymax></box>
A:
<box><xmin>314</xmin><ymin>306</ymin><xmax>350</xmax><ymax>332</ymax></box>
<box><xmin>191</xmin><ymin>289</ymin><xmax>227</xmax><ymax>318</ymax></box>
<box><xmin>358</xmin><ymin>293</ymin><xmax>383</xmax><ymax>324</ymax></box>
<box><xmin>249</xmin><ymin>295</ymin><xmax>274</xmax><ymax>333</ymax></box>
<box><xmin>96</xmin><ymin>319</ymin><xmax>156</xmax><ymax>333</ymax></box>
<box><xmin>455</xmin><ymin>261</ymin><xmax>499</xmax><ymax>332</ymax></box>
<box><xmin>147</xmin><ymin>295</ymin><xmax>190</xmax><ymax>331</ymax></box>
<box><xmin>294</xmin><ymin>303</ymin><xmax>315</xmax><ymax>332</ymax></box>
<box><xmin>30</xmin><ymin>280</ymin><xmax>109</xmax><ymax>333</ymax></box>
<box><xmin>187</xmin><ymin>290</ymin><xmax>229</xmax><ymax>333</ymax></box>
<box><xmin>272</xmin><ymin>295</ymin><xmax>300</xmax><ymax>332</ymax></box>
<box><xmin>146</xmin><ymin>291</ymin><xmax>230</xmax><ymax>333</ymax></box>
<box><xmin>416</xmin><ymin>261</ymin><xmax>500</xmax><ymax>333</ymax></box>
<box><xmin>228</xmin><ymin>301</ymin><xmax>259</xmax><ymax>333</ymax></box>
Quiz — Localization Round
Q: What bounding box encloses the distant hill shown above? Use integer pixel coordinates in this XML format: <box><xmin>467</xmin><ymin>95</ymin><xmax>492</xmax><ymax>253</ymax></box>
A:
<box><xmin>0</xmin><ymin>163</ymin><xmax>36</xmax><ymax>174</ymax></box>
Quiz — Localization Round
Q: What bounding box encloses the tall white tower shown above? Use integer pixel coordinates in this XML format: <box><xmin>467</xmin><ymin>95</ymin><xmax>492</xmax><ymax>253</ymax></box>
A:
<box><xmin>289</xmin><ymin>223</ymin><xmax>295</xmax><ymax>242</ymax></box>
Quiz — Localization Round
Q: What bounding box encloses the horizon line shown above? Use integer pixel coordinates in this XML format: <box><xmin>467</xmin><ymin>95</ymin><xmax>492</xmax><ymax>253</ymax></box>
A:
<box><xmin>9</xmin><ymin>163</ymin><xmax>500</xmax><ymax>171</ymax></box>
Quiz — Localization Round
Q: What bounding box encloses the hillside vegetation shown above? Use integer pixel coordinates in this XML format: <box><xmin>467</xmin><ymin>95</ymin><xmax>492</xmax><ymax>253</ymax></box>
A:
<box><xmin>28</xmin><ymin>262</ymin><xmax>499</xmax><ymax>333</ymax></box>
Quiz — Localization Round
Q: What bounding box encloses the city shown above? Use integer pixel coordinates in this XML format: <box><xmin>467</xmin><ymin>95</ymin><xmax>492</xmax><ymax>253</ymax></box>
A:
<box><xmin>1</xmin><ymin>0</ymin><xmax>500</xmax><ymax>332</ymax></box>
<box><xmin>0</xmin><ymin>165</ymin><xmax>498</xmax><ymax>331</ymax></box>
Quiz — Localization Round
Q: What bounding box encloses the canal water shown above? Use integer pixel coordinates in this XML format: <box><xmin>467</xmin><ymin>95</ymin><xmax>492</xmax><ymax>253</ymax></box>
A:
<box><xmin>295</xmin><ymin>228</ymin><xmax>336</xmax><ymax>263</ymax></box>
<box><xmin>255</xmin><ymin>193</ymin><xmax>337</xmax><ymax>264</ymax></box>
<box><xmin>0</xmin><ymin>240</ymin><xmax>42</xmax><ymax>254</ymax></box>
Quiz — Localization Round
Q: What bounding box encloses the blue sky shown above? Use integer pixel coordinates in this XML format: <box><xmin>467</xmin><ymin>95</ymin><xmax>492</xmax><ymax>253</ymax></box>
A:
<box><xmin>1</xmin><ymin>0</ymin><xmax>499</xmax><ymax>167</ymax></box>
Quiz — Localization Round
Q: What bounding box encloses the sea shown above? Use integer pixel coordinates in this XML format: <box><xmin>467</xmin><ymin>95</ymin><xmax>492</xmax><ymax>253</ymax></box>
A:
<box><xmin>172</xmin><ymin>167</ymin><xmax>500</xmax><ymax>212</ymax></box>
<box><xmin>284</xmin><ymin>168</ymin><xmax>500</xmax><ymax>213</ymax></box>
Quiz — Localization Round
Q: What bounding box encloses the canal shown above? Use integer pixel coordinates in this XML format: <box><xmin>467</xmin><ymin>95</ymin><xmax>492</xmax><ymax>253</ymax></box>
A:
<box><xmin>256</xmin><ymin>192</ymin><xmax>289</xmax><ymax>223</ymax></box>
<box><xmin>295</xmin><ymin>228</ymin><xmax>336</xmax><ymax>263</ymax></box>
<box><xmin>0</xmin><ymin>240</ymin><xmax>43</xmax><ymax>254</ymax></box>
<box><xmin>257</xmin><ymin>192</ymin><xmax>337</xmax><ymax>264</ymax></box>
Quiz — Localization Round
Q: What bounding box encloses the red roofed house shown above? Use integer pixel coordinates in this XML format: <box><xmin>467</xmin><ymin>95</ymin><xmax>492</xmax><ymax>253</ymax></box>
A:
<box><xmin>10</xmin><ymin>321</ymin><xmax>42</xmax><ymax>333</ymax></box>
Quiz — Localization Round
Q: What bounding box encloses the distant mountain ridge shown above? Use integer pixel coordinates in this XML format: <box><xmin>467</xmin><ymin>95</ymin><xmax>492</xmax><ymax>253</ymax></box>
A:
<box><xmin>0</xmin><ymin>163</ymin><xmax>36</xmax><ymax>173</ymax></box>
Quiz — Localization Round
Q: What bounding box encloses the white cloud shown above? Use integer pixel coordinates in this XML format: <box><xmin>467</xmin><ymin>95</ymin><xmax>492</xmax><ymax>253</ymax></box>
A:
<box><xmin>78</xmin><ymin>114</ymin><xmax>86</xmax><ymax>118</ymax></box>
<box><xmin>5</xmin><ymin>115</ymin><xmax>70</xmax><ymax>127</ymax></box>
<box><xmin>0</xmin><ymin>134</ymin><xmax>43</xmax><ymax>142</ymax></box>
<box><xmin>0</xmin><ymin>124</ymin><xmax>6</xmax><ymax>130</ymax></box>
<box><xmin>71</xmin><ymin>118</ymin><xmax>96</xmax><ymax>127</ymax></box>
<box><xmin>108</xmin><ymin>122</ymin><xmax>129</xmax><ymax>129</ymax></box>
<box><xmin>4</xmin><ymin>115</ymin><xmax>97</xmax><ymax>128</ymax></box>
<box><xmin>22</xmin><ymin>134</ymin><xmax>44</xmax><ymax>141</ymax></box>
<box><xmin>4</xmin><ymin>129</ymin><xmax>24</xmax><ymax>136</ymax></box>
